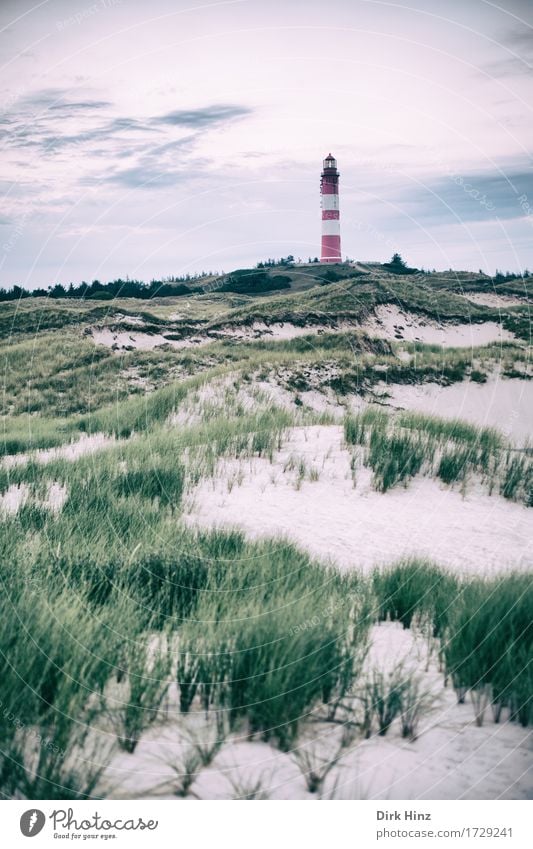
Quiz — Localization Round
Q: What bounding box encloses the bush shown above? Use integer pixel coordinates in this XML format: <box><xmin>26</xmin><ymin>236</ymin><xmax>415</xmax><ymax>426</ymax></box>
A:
<box><xmin>0</xmin><ymin>591</ymin><xmax>118</xmax><ymax>798</ymax></box>
<box><xmin>500</xmin><ymin>453</ymin><xmax>533</xmax><ymax>505</ymax></box>
<box><xmin>219</xmin><ymin>271</ymin><xmax>291</xmax><ymax>294</ymax></box>
<box><xmin>357</xmin><ymin>666</ymin><xmax>408</xmax><ymax>737</ymax></box>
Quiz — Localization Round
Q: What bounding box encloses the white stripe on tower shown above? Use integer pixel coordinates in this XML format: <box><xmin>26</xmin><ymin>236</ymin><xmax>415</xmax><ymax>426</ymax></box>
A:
<box><xmin>321</xmin><ymin>194</ymin><xmax>339</xmax><ymax>211</ymax></box>
<box><xmin>320</xmin><ymin>153</ymin><xmax>341</xmax><ymax>263</ymax></box>
<box><xmin>321</xmin><ymin>220</ymin><xmax>341</xmax><ymax>236</ymax></box>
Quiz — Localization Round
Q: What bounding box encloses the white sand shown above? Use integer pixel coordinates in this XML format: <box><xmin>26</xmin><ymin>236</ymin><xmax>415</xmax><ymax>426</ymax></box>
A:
<box><xmin>93</xmin><ymin>307</ymin><xmax>519</xmax><ymax>352</ymax></box>
<box><xmin>217</xmin><ymin>321</ymin><xmax>332</xmax><ymax>342</ymax></box>
<box><xmin>0</xmin><ymin>481</ymin><xmax>67</xmax><ymax>514</ymax></box>
<box><xmin>92</xmin><ymin>320</ymin><xmax>357</xmax><ymax>352</ymax></box>
<box><xmin>169</xmin><ymin>377</ymin><xmax>291</xmax><ymax>428</ymax></box>
<box><xmin>0</xmin><ymin>483</ymin><xmax>29</xmax><ymax>514</ymax></box>
<box><xmin>3</xmin><ymin>433</ymin><xmax>116</xmax><ymax>468</ymax></box>
<box><xmin>363</xmin><ymin>305</ymin><xmax>516</xmax><ymax>347</ymax></box>
<box><xmin>103</xmin><ymin>623</ymin><xmax>532</xmax><ymax>801</ymax></box>
<box><xmin>112</xmin><ymin>313</ymin><xmax>146</xmax><ymax>327</ymax></box>
<box><xmin>381</xmin><ymin>374</ymin><xmax>533</xmax><ymax>445</ymax></box>
<box><xmin>186</xmin><ymin>425</ymin><xmax>532</xmax><ymax>575</ymax></box>
<box><xmin>460</xmin><ymin>292</ymin><xmax>527</xmax><ymax>308</ymax></box>
<box><xmin>92</xmin><ymin>327</ymin><xmax>178</xmax><ymax>350</ymax></box>
<box><xmin>46</xmin><ymin>481</ymin><xmax>68</xmax><ymax>512</ymax></box>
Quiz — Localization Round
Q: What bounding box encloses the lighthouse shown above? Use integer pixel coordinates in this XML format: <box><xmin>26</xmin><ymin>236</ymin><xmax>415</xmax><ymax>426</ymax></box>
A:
<box><xmin>320</xmin><ymin>153</ymin><xmax>341</xmax><ymax>263</ymax></box>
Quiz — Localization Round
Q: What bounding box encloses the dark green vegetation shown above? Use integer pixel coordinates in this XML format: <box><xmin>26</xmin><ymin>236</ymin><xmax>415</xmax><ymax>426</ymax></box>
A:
<box><xmin>2</xmin><ymin>256</ymin><xmax>531</xmax><ymax>301</ymax></box>
<box><xmin>218</xmin><ymin>269</ymin><xmax>292</xmax><ymax>294</ymax></box>
<box><xmin>1</xmin><ymin>263</ymin><xmax>529</xmax><ymax>436</ymax></box>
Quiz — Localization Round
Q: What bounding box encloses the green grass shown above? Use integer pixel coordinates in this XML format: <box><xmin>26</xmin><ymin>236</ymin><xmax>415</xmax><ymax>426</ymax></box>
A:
<box><xmin>368</xmin><ymin>429</ymin><xmax>426</xmax><ymax>492</ymax></box>
<box><xmin>372</xmin><ymin>559</ymin><xmax>459</xmax><ymax>631</ymax></box>
<box><xmin>1</xmin><ymin>473</ymin><xmax>531</xmax><ymax>797</ymax></box>
<box><xmin>442</xmin><ymin>574</ymin><xmax>532</xmax><ymax>726</ymax></box>
<box><xmin>175</xmin><ymin>543</ymin><xmax>373</xmax><ymax>749</ymax></box>
<box><xmin>0</xmin><ymin>280</ymin><xmax>531</xmax><ymax>797</ymax></box>
<box><xmin>344</xmin><ymin>406</ymin><xmax>530</xmax><ymax>503</ymax></box>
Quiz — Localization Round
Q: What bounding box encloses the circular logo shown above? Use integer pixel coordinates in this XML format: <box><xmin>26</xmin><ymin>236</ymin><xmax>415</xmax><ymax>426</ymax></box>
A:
<box><xmin>20</xmin><ymin>810</ymin><xmax>46</xmax><ymax>837</ymax></box>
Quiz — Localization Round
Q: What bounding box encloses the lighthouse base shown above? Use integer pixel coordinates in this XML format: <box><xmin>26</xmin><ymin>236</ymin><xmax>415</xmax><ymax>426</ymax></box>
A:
<box><xmin>321</xmin><ymin>235</ymin><xmax>341</xmax><ymax>263</ymax></box>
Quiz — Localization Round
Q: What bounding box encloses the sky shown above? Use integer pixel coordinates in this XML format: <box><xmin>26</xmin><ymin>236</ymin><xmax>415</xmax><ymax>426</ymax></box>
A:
<box><xmin>0</xmin><ymin>0</ymin><xmax>532</xmax><ymax>287</ymax></box>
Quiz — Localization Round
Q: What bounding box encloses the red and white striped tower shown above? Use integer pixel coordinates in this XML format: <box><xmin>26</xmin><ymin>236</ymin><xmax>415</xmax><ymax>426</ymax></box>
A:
<box><xmin>320</xmin><ymin>153</ymin><xmax>341</xmax><ymax>263</ymax></box>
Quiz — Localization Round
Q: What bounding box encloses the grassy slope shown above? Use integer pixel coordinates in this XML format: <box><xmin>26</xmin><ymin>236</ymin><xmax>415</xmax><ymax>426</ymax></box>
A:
<box><xmin>0</xmin><ymin>267</ymin><xmax>531</xmax><ymax>798</ymax></box>
<box><xmin>0</xmin><ymin>263</ymin><xmax>530</xmax><ymax>452</ymax></box>
<box><xmin>4</xmin><ymin>266</ymin><xmax>531</xmax><ymax>338</ymax></box>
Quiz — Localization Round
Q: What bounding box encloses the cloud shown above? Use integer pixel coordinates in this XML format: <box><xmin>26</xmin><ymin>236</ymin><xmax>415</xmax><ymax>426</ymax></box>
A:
<box><xmin>14</xmin><ymin>88</ymin><xmax>112</xmax><ymax>116</ymax></box>
<box><xmin>480</xmin><ymin>26</ymin><xmax>533</xmax><ymax>78</ymax></box>
<box><xmin>104</xmin><ymin>164</ymin><xmax>188</xmax><ymax>189</ymax></box>
<box><xmin>156</xmin><ymin>104</ymin><xmax>252</xmax><ymax>127</ymax></box>
<box><xmin>503</xmin><ymin>29</ymin><xmax>533</xmax><ymax>54</ymax></box>
<box><xmin>0</xmin><ymin>91</ymin><xmax>252</xmax><ymax>163</ymax></box>
<box><xmin>401</xmin><ymin>166</ymin><xmax>533</xmax><ymax>224</ymax></box>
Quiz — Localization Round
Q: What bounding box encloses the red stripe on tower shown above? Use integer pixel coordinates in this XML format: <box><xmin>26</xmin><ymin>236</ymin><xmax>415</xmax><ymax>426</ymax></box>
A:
<box><xmin>320</xmin><ymin>153</ymin><xmax>341</xmax><ymax>263</ymax></box>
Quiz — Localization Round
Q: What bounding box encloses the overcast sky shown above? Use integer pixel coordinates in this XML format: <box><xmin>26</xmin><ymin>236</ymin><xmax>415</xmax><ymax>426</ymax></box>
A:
<box><xmin>1</xmin><ymin>0</ymin><xmax>532</xmax><ymax>287</ymax></box>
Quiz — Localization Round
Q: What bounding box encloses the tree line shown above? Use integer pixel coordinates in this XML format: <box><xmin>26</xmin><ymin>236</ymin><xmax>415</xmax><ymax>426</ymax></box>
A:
<box><xmin>0</xmin><ymin>273</ymin><xmax>214</xmax><ymax>302</ymax></box>
<box><xmin>0</xmin><ymin>257</ymin><xmax>529</xmax><ymax>302</ymax></box>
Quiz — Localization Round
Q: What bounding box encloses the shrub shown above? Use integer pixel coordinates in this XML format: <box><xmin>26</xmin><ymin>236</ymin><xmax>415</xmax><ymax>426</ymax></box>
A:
<box><xmin>344</xmin><ymin>408</ymin><xmax>388</xmax><ymax>446</ymax></box>
<box><xmin>0</xmin><ymin>591</ymin><xmax>118</xmax><ymax>798</ymax></box>
<box><xmin>500</xmin><ymin>453</ymin><xmax>533</xmax><ymax>505</ymax></box>
<box><xmin>175</xmin><ymin>541</ymin><xmax>372</xmax><ymax>750</ymax></box>
<box><xmin>292</xmin><ymin>738</ymin><xmax>348</xmax><ymax>794</ymax></box>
